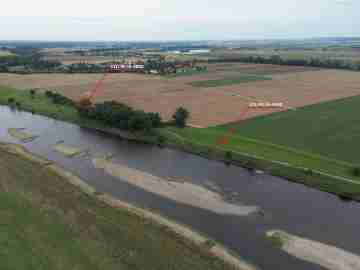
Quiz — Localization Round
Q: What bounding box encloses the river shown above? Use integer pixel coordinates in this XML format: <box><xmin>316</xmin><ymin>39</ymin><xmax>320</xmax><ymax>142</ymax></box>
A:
<box><xmin>1</xmin><ymin>105</ymin><xmax>359</xmax><ymax>270</ymax></box>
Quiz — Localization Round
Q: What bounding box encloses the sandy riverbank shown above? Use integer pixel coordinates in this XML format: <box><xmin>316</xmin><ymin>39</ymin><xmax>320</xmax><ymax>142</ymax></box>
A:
<box><xmin>93</xmin><ymin>157</ymin><xmax>260</xmax><ymax>216</ymax></box>
<box><xmin>266</xmin><ymin>230</ymin><xmax>360</xmax><ymax>270</ymax></box>
<box><xmin>0</xmin><ymin>142</ymin><xmax>258</xmax><ymax>270</ymax></box>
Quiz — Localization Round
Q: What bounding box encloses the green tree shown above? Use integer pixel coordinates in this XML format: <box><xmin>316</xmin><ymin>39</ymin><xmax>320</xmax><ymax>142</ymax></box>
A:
<box><xmin>148</xmin><ymin>112</ymin><xmax>162</xmax><ymax>128</ymax></box>
<box><xmin>352</xmin><ymin>167</ymin><xmax>360</xmax><ymax>177</ymax></box>
<box><xmin>29</xmin><ymin>89</ymin><xmax>36</xmax><ymax>99</ymax></box>
<box><xmin>173</xmin><ymin>107</ymin><xmax>190</xmax><ymax>128</ymax></box>
<box><xmin>128</xmin><ymin>111</ymin><xmax>152</xmax><ymax>132</ymax></box>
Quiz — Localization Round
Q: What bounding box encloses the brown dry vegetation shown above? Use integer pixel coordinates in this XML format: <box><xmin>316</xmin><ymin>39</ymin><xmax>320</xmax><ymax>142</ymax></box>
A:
<box><xmin>1</xmin><ymin>64</ymin><xmax>360</xmax><ymax>127</ymax></box>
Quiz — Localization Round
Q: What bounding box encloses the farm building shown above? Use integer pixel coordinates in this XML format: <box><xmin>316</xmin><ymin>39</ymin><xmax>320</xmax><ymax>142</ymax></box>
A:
<box><xmin>108</xmin><ymin>61</ymin><xmax>145</xmax><ymax>73</ymax></box>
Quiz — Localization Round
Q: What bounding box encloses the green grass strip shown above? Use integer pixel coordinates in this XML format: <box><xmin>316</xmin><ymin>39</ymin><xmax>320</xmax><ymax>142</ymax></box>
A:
<box><xmin>161</xmin><ymin>127</ymin><xmax>360</xmax><ymax>198</ymax></box>
<box><xmin>189</xmin><ymin>75</ymin><xmax>271</xmax><ymax>87</ymax></box>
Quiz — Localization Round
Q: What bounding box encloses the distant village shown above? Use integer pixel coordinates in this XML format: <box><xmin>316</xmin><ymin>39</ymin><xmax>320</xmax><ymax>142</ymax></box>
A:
<box><xmin>53</xmin><ymin>58</ymin><xmax>207</xmax><ymax>75</ymax></box>
<box><xmin>0</xmin><ymin>45</ymin><xmax>209</xmax><ymax>75</ymax></box>
<box><xmin>106</xmin><ymin>59</ymin><xmax>206</xmax><ymax>74</ymax></box>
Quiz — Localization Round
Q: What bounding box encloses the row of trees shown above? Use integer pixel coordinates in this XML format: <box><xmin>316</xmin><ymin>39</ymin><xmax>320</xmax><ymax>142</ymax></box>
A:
<box><xmin>0</xmin><ymin>55</ymin><xmax>61</xmax><ymax>73</ymax></box>
<box><xmin>63</xmin><ymin>63</ymin><xmax>104</xmax><ymax>73</ymax></box>
<box><xmin>77</xmin><ymin>100</ymin><xmax>190</xmax><ymax>131</ymax></box>
<box><xmin>43</xmin><ymin>90</ymin><xmax>190</xmax><ymax>131</ymax></box>
<box><xmin>77</xmin><ymin>101</ymin><xmax>163</xmax><ymax>132</ymax></box>
<box><xmin>144</xmin><ymin>59</ymin><xmax>198</xmax><ymax>74</ymax></box>
<box><xmin>145</xmin><ymin>59</ymin><xmax>177</xmax><ymax>74</ymax></box>
<box><xmin>208</xmin><ymin>55</ymin><xmax>360</xmax><ymax>71</ymax></box>
<box><xmin>45</xmin><ymin>91</ymin><xmax>75</xmax><ymax>106</ymax></box>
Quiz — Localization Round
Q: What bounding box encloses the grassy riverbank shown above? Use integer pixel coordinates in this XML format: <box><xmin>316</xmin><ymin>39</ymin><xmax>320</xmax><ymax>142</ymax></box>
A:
<box><xmin>0</xmin><ymin>143</ymin><xmax>240</xmax><ymax>270</ymax></box>
<box><xmin>0</xmin><ymin>86</ymin><xmax>101</xmax><ymax>128</ymax></box>
<box><xmin>160</xmin><ymin>126</ymin><xmax>360</xmax><ymax>200</ymax></box>
<box><xmin>1</xmin><ymin>86</ymin><xmax>360</xmax><ymax>200</ymax></box>
<box><xmin>0</xmin><ymin>87</ymin><xmax>154</xmax><ymax>141</ymax></box>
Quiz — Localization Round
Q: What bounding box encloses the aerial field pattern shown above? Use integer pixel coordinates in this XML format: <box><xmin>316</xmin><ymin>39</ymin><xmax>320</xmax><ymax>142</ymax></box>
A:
<box><xmin>1</xmin><ymin>63</ymin><xmax>360</xmax><ymax>128</ymax></box>
<box><xmin>220</xmin><ymin>95</ymin><xmax>360</xmax><ymax>164</ymax></box>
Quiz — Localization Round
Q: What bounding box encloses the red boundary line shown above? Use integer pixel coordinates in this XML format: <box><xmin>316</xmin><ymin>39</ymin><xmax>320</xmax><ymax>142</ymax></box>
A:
<box><xmin>216</xmin><ymin>106</ymin><xmax>250</xmax><ymax>146</ymax></box>
<box><xmin>215</xmin><ymin>105</ymin><xmax>283</xmax><ymax>146</ymax></box>
<box><xmin>83</xmin><ymin>73</ymin><xmax>110</xmax><ymax>100</ymax></box>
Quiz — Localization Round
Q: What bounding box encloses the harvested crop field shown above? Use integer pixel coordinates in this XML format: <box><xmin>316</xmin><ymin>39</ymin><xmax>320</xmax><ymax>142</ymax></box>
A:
<box><xmin>1</xmin><ymin>64</ymin><xmax>360</xmax><ymax>127</ymax></box>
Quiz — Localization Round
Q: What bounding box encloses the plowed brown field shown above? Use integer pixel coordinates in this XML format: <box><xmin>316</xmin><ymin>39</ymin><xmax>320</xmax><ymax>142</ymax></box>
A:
<box><xmin>1</xmin><ymin>64</ymin><xmax>360</xmax><ymax>127</ymax></box>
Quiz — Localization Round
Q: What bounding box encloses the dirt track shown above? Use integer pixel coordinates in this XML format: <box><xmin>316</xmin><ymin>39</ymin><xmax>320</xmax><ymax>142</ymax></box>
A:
<box><xmin>1</xmin><ymin>65</ymin><xmax>360</xmax><ymax>127</ymax></box>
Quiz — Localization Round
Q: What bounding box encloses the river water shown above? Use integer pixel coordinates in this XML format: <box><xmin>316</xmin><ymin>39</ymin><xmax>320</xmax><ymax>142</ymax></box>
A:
<box><xmin>1</xmin><ymin>105</ymin><xmax>359</xmax><ymax>270</ymax></box>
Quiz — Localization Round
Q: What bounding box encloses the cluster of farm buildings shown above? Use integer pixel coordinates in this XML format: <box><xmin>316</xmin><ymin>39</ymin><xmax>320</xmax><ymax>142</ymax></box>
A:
<box><xmin>108</xmin><ymin>62</ymin><xmax>145</xmax><ymax>72</ymax></box>
<box><xmin>107</xmin><ymin>60</ymin><xmax>204</xmax><ymax>74</ymax></box>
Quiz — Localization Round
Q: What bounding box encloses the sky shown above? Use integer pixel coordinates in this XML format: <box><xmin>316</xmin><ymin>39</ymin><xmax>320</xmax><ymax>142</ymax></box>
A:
<box><xmin>0</xmin><ymin>0</ymin><xmax>359</xmax><ymax>41</ymax></box>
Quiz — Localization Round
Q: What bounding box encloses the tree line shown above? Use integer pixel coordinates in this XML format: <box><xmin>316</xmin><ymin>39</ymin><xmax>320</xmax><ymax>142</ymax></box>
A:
<box><xmin>208</xmin><ymin>55</ymin><xmax>360</xmax><ymax>71</ymax></box>
<box><xmin>77</xmin><ymin>101</ymin><xmax>163</xmax><ymax>132</ymax></box>
<box><xmin>77</xmin><ymin>100</ymin><xmax>189</xmax><ymax>131</ymax></box>
<box><xmin>65</xmin><ymin>63</ymin><xmax>104</xmax><ymax>73</ymax></box>
<box><xmin>0</xmin><ymin>55</ymin><xmax>61</xmax><ymax>73</ymax></box>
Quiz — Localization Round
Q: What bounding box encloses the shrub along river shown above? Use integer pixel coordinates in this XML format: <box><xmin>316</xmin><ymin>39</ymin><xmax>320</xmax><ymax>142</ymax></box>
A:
<box><xmin>1</xmin><ymin>105</ymin><xmax>359</xmax><ymax>270</ymax></box>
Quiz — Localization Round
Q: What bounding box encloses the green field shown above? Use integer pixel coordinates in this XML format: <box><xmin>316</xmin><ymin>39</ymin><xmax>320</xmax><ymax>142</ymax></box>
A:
<box><xmin>159</xmin><ymin>95</ymin><xmax>360</xmax><ymax>199</ymax></box>
<box><xmin>219</xmin><ymin>95</ymin><xmax>360</xmax><ymax>164</ymax></box>
<box><xmin>0</xmin><ymin>145</ymin><xmax>230</xmax><ymax>270</ymax></box>
<box><xmin>189</xmin><ymin>75</ymin><xmax>271</xmax><ymax>87</ymax></box>
<box><xmin>161</xmin><ymin>125</ymin><xmax>360</xmax><ymax>198</ymax></box>
<box><xmin>162</xmin><ymin>126</ymin><xmax>358</xmax><ymax>179</ymax></box>
<box><xmin>165</xmin><ymin>69</ymin><xmax>208</xmax><ymax>78</ymax></box>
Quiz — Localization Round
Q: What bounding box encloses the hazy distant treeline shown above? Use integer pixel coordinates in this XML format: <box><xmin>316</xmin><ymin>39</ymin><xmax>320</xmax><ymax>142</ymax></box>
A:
<box><xmin>208</xmin><ymin>55</ymin><xmax>360</xmax><ymax>71</ymax></box>
<box><xmin>0</xmin><ymin>55</ymin><xmax>61</xmax><ymax>73</ymax></box>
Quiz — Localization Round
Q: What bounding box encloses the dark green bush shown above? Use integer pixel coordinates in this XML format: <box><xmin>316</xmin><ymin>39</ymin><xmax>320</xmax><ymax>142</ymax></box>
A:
<box><xmin>29</xmin><ymin>89</ymin><xmax>36</xmax><ymax>98</ymax></box>
<box><xmin>51</xmin><ymin>93</ymin><xmax>74</xmax><ymax>106</ymax></box>
<box><xmin>352</xmin><ymin>167</ymin><xmax>360</xmax><ymax>177</ymax></box>
<box><xmin>157</xmin><ymin>135</ymin><xmax>166</xmax><ymax>146</ymax></box>
<box><xmin>79</xmin><ymin>100</ymin><xmax>163</xmax><ymax>132</ymax></box>
<box><xmin>45</xmin><ymin>90</ymin><xmax>54</xmax><ymax>98</ymax></box>
<box><xmin>306</xmin><ymin>169</ymin><xmax>314</xmax><ymax>176</ymax></box>
<box><xmin>225</xmin><ymin>151</ymin><xmax>233</xmax><ymax>160</ymax></box>
<box><xmin>172</xmin><ymin>107</ymin><xmax>190</xmax><ymax>128</ymax></box>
